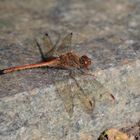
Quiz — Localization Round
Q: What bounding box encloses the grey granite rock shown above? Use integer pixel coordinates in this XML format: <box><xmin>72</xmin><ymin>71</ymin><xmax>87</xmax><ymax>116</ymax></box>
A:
<box><xmin>0</xmin><ymin>0</ymin><xmax>140</xmax><ymax>140</ymax></box>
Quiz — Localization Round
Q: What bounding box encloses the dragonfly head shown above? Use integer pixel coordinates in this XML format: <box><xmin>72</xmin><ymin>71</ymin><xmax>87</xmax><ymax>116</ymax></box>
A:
<box><xmin>79</xmin><ymin>55</ymin><xmax>91</xmax><ymax>69</ymax></box>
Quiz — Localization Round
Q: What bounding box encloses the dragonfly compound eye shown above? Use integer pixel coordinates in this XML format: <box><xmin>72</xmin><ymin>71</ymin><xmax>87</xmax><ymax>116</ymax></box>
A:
<box><xmin>80</xmin><ymin>55</ymin><xmax>91</xmax><ymax>68</ymax></box>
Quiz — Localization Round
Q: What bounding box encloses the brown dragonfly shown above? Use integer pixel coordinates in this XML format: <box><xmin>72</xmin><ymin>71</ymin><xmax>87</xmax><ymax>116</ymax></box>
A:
<box><xmin>0</xmin><ymin>33</ymin><xmax>91</xmax><ymax>74</ymax></box>
<box><xmin>0</xmin><ymin>33</ymin><xmax>114</xmax><ymax>116</ymax></box>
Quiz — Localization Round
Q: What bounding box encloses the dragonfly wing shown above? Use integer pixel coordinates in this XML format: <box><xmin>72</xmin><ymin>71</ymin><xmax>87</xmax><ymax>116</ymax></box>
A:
<box><xmin>35</xmin><ymin>39</ymin><xmax>46</xmax><ymax>61</ymax></box>
<box><xmin>70</xmin><ymin>70</ymin><xmax>114</xmax><ymax>115</ymax></box>
<box><xmin>56</xmin><ymin>33</ymin><xmax>73</xmax><ymax>55</ymax></box>
<box><xmin>42</xmin><ymin>33</ymin><xmax>55</xmax><ymax>57</ymax></box>
<box><xmin>77</xmin><ymin>78</ymin><xmax>111</xmax><ymax>114</ymax></box>
<box><xmin>70</xmin><ymin>72</ymin><xmax>95</xmax><ymax>114</ymax></box>
<box><xmin>89</xmin><ymin>78</ymin><xmax>115</xmax><ymax>102</ymax></box>
<box><xmin>55</xmin><ymin>80</ymin><xmax>74</xmax><ymax>117</ymax></box>
<box><xmin>77</xmin><ymin>88</ymin><xmax>95</xmax><ymax>114</ymax></box>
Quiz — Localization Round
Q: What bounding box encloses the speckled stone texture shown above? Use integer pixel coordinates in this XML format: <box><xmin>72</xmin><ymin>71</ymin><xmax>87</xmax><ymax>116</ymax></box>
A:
<box><xmin>0</xmin><ymin>0</ymin><xmax>140</xmax><ymax>140</ymax></box>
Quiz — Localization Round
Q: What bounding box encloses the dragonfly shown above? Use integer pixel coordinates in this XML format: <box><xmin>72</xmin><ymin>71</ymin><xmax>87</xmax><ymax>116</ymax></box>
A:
<box><xmin>0</xmin><ymin>33</ymin><xmax>91</xmax><ymax>75</ymax></box>
<box><xmin>0</xmin><ymin>33</ymin><xmax>114</xmax><ymax>116</ymax></box>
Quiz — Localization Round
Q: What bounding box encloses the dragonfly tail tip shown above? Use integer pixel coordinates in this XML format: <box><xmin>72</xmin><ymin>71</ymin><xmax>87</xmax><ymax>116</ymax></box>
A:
<box><xmin>0</xmin><ymin>70</ymin><xmax>5</xmax><ymax>75</ymax></box>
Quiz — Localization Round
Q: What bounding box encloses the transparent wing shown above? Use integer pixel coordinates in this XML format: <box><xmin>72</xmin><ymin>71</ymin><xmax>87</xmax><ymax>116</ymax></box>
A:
<box><xmin>76</xmin><ymin>83</ymin><xmax>95</xmax><ymax>114</ymax></box>
<box><xmin>42</xmin><ymin>33</ymin><xmax>54</xmax><ymax>57</ymax></box>
<box><xmin>70</xmin><ymin>72</ymin><xmax>95</xmax><ymax>114</ymax></box>
<box><xmin>35</xmin><ymin>33</ymin><xmax>73</xmax><ymax>59</ymax></box>
<box><xmin>70</xmin><ymin>70</ymin><xmax>114</xmax><ymax>115</ymax></box>
<box><xmin>35</xmin><ymin>39</ymin><xmax>46</xmax><ymax>61</ymax></box>
<box><xmin>35</xmin><ymin>33</ymin><xmax>56</xmax><ymax>60</ymax></box>
<box><xmin>55</xmin><ymin>33</ymin><xmax>73</xmax><ymax>55</ymax></box>
<box><xmin>54</xmin><ymin>79</ymin><xmax>74</xmax><ymax>117</ymax></box>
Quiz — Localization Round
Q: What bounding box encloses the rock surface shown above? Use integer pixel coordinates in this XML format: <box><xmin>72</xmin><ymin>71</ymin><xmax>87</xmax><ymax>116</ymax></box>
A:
<box><xmin>0</xmin><ymin>0</ymin><xmax>140</xmax><ymax>140</ymax></box>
